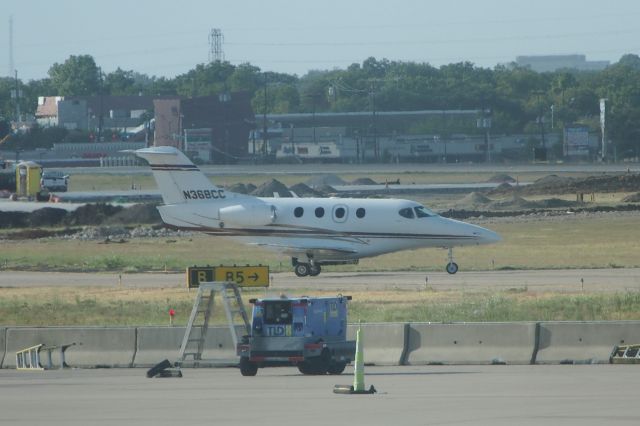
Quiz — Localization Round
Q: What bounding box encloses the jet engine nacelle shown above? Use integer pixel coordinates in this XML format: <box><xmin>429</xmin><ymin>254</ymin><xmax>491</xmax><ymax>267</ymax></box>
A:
<box><xmin>218</xmin><ymin>203</ymin><xmax>277</xmax><ymax>227</ymax></box>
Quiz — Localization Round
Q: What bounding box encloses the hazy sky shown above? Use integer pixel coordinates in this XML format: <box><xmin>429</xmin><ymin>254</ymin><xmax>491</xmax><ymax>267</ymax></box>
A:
<box><xmin>3</xmin><ymin>0</ymin><xmax>640</xmax><ymax>81</ymax></box>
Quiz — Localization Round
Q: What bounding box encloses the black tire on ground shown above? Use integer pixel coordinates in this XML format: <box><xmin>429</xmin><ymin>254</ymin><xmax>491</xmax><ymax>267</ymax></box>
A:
<box><xmin>297</xmin><ymin>362</ymin><xmax>312</xmax><ymax>375</ymax></box>
<box><xmin>312</xmin><ymin>349</ymin><xmax>331</xmax><ymax>374</ymax></box>
<box><xmin>446</xmin><ymin>262</ymin><xmax>459</xmax><ymax>274</ymax></box>
<box><xmin>327</xmin><ymin>362</ymin><xmax>347</xmax><ymax>375</ymax></box>
<box><xmin>146</xmin><ymin>359</ymin><xmax>172</xmax><ymax>378</ymax></box>
<box><xmin>239</xmin><ymin>357</ymin><xmax>258</xmax><ymax>376</ymax></box>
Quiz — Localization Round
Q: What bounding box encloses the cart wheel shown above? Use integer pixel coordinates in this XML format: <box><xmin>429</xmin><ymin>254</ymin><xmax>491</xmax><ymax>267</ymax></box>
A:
<box><xmin>327</xmin><ymin>362</ymin><xmax>346</xmax><ymax>375</ymax></box>
<box><xmin>239</xmin><ymin>357</ymin><xmax>258</xmax><ymax>376</ymax></box>
<box><xmin>297</xmin><ymin>362</ymin><xmax>312</xmax><ymax>375</ymax></box>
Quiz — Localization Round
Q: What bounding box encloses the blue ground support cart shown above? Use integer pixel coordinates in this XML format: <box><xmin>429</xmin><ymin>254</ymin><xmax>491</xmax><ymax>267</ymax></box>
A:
<box><xmin>237</xmin><ymin>295</ymin><xmax>356</xmax><ymax>376</ymax></box>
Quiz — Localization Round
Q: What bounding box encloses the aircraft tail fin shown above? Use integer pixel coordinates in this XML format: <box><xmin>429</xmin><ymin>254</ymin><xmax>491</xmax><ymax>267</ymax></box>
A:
<box><xmin>135</xmin><ymin>146</ymin><xmax>229</xmax><ymax>205</ymax></box>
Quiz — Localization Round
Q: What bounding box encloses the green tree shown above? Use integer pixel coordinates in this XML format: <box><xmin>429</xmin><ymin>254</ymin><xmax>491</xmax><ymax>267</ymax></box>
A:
<box><xmin>227</xmin><ymin>63</ymin><xmax>262</xmax><ymax>93</ymax></box>
<box><xmin>175</xmin><ymin>61</ymin><xmax>236</xmax><ymax>97</ymax></box>
<box><xmin>104</xmin><ymin>68</ymin><xmax>137</xmax><ymax>95</ymax></box>
<box><xmin>48</xmin><ymin>55</ymin><xmax>100</xmax><ymax>96</ymax></box>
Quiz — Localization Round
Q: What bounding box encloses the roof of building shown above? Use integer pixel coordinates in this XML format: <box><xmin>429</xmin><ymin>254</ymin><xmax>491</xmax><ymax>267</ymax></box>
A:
<box><xmin>70</xmin><ymin>95</ymin><xmax>181</xmax><ymax>114</ymax></box>
<box><xmin>35</xmin><ymin>96</ymin><xmax>63</xmax><ymax>118</ymax></box>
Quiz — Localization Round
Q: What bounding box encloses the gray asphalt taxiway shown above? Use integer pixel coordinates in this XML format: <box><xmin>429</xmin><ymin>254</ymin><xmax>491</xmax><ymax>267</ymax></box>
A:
<box><xmin>2</xmin><ymin>268</ymin><xmax>640</xmax><ymax>293</ymax></box>
<box><xmin>1</xmin><ymin>365</ymin><xmax>639</xmax><ymax>425</ymax></box>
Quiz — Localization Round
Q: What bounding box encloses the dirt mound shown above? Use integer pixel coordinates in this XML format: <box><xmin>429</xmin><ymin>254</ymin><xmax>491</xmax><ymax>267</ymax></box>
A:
<box><xmin>523</xmin><ymin>173</ymin><xmax>640</xmax><ymax>195</ymax></box>
<box><xmin>487</xmin><ymin>182</ymin><xmax>514</xmax><ymax>196</ymax></box>
<box><xmin>488</xmin><ymin>195</ymin><xmax>535</xmax><ymax>210</ymax></box>
<box><xmin>0</xmin><ymin>211</ymin><xmax>29</xmax><ymax>228</ymax></box>
<box><xmin>66</xmin><ymin>203</ymin><xmax>124</xmax><ymax>226</ymax></box>
<box><xmin>105</xmin><ymin>203</ymin><xmax>161</xmax><ymax>225</ymax></box>
<box><xmin>350</xmin><ymin>177</ymin><xmax>378</xmax><ymax>185</ymax></box>
<box><xmin>227</xmin><ymin>183</ymin><xmax>251</xmax><ymax>194</ymax></box>
<box><xmin>314</xmin><ymin>184</ymin><xmax>337</xmax><ymax>195</ymax></box>
<box><xmin>28</xmin><ymin>207</ymin><xmax>68</xmax><ymax>227</ymax></box>
<box><xmin>487</xmin><ymin>174</ymin><xmax>516</xmax><ymax>183</ymax></box>
<box><xmin>245</xmin><ymin>183</ymin><xmax>257</xmax><ymax>193</ymax></box>
<box><xmin>250</xmin><ymin>179</ymin><xmax>292</xmax><ymax>197</ymax></box>
<box><xmin>454</xmin><ymin>192</ymin><xmax>492</xmax><ymax>209</ymax></box>
<box><xmin>289</xmin><ymin>183</ymin><xmax>324</xmax><ymax>197</ymax></box>
<box><xmin>305</xmin><ymin>174</ymin><xmax>346</xmax><ymax>187</ymax></box>
<box><xmin>536</xmin><ymin>198</ymin><xmax>577</xmax><ymax>208</ymax></box>
<box><xmin>623</xmin><ymin>192</ymin><xmax>640</xmax><ymax>202</ymax></box>
<box><xmin>535</xmin><ymin>174</ymin><xmax>574</xmax><ymax>186</ymax></box>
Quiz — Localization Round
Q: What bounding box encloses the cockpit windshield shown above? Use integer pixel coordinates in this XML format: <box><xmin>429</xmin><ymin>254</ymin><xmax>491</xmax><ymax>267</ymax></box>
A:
<box><xmin>398</xmin><ymin>205</ymin><xmax>436</xmax><ymax>219</ymax></box>
<box><xmin>398</xmin><ymin>207</ymin><xmax>414</xmax><ymax>219</ymax></box>
<box><xmin>414</xmin><ymin>205</ymin><xmax>436</xmax><ymax>218</ymax></box>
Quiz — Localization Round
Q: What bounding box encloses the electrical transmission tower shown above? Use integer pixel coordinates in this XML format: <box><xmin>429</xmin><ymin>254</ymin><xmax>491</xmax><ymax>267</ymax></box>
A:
<box><xmin>8</xmin><ymin>16</ymin><xmax>14</xmax><ymax>77</ymax></box>
<box><xmin>208</xmin><ymin>29</ymin><xmax>224</xmax><ymax>63</ymax></box>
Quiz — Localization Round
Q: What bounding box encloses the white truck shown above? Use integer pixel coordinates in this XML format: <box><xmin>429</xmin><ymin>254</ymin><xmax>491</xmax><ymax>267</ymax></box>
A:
<box><xmin>40</xmin><ymin>170</ymin><xmax>69</xmax><ymax>192</ymax></box>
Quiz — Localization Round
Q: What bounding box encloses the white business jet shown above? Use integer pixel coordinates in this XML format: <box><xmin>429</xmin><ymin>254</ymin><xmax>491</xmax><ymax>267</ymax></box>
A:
<box><xmin>135</xmin><ymin>146</ymin><xmax>500</xmax><ymax>277</ymax></box>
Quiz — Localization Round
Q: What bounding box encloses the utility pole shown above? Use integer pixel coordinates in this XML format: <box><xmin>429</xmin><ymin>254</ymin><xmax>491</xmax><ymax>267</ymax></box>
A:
<box><xmin>98</xmin><ymin>70</ymin><xmax>104</xmax><ymax>142</ymax></box>
<box><xmin>600</xmin><ymin>98</ymin><xmax>607</xmax><ymax>162</ymax></box>
<box><xmin>477</xmin><ymin>107</ymin><xmax>492</xmax><ymax>162</ymax></box>
<box><xmin>12</xmin><ymin>70</ymin><xmax>21</xmax><ymax>123</ymax></box>
<box><xmin>370</xmin><ymin>80</ymin><xmax>378</xmax><ymax>161</ymax></box>
<box><xmin>8</xmin><ymin>16</ymin><xmax>14</xmax><ymax>77</ymax></box>
<box><xmin>262</xmin><ymin>73</ymin><xmax>268</xmax><ymax>158</ymax></box>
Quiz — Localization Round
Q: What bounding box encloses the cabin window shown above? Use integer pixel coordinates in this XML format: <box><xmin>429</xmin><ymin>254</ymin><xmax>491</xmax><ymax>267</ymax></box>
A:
<box><xmin>398</xmin><ymin>207</ymin><xmax>415</xmax><ymax>219</ymax></box>
<box><xmin>414</xmin><ymin>206</ymin><xmax>435</xmax><ymax>218</ymax></box>
<box><xmin>356</xmin><ymin>208</ymin><xmax>366</xmax><ymax>218</ymax></box>
<box><xmin>294</xmin><ymin>207</ymin><xmax>304</xmax><ymax>218</ymax></box>
<box><xmin>332</xmin><ymin>205</ymin><xmax>348</xmax><ymax>223</ymax></box>
<box><xmin>315</xmin><ymin>207</ymin><xmax>325</xmax><ymax>218</ymax></box>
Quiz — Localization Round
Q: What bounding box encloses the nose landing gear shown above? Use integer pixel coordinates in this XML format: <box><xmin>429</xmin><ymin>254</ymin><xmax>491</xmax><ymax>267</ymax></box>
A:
<box><xmin>445</xmin><ymin>247</ymin><xmax>459</xmax><ymax>274</ymax></box>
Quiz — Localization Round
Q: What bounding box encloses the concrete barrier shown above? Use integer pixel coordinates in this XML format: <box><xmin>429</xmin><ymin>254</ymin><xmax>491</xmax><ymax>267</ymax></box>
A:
<box><xmin>199</xmin><ymin>326</ymin><xmax>244</xmax><ymax>364</ymax></box>
<box><xmin>535</xmin><ymin>321</ymin><xmax>640</xmax><ymax>364</ymax></box>
<box><xmin>4</xmin><ymin>327</ymin><xmax>136</xmax><ymax>368</ymax></box>
<box><xmin>406</xmin><ymin>322</ymin><xmax>537</xmax><ymax>365</ymax></box>
<box><xmin>347</xmin><ymin>323</ymin><xmax>408</xmax><ymax>365</ymax></box>
<box><xmin>134</xmin><ymin>326</ymin><xmax>244</xmax><ymax>367</ymax></box>
<box><xmin>0</xmin><ymin>327</ymin><xmax>6</xmax><ymax>368</ymax></box>
<box><xmin>134</xmin><ymin>327</ymin><xmax>186</xmax><ymax>367</ymax></box>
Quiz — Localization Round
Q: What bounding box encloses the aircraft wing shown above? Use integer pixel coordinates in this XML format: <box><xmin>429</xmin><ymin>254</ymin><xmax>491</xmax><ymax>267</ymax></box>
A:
<box><xmin>249</xmin><ymin>242</ymin><xmax>359</xmax><ymax>260</ymax></box>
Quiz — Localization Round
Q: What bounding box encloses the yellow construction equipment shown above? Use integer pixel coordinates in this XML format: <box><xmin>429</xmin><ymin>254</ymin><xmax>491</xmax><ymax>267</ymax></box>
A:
<box><xmin>14</xmin><ymin>160</ymin><xmax>42</xmax><ymax>199</ymax></box>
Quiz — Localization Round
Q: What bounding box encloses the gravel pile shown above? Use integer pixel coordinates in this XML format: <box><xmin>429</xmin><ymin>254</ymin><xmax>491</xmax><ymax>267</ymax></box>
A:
<box><xmin>57</xmin><ymin>226</ymin><xmax>194</xmax><ymax>241</ymax></box>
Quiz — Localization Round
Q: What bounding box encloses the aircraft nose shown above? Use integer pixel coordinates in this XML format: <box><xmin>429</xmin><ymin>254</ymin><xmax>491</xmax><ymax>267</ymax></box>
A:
<box><xmin>477</xmin><ymin>228</ymin><xmax>501</xmax><ymax>244</ymax></box>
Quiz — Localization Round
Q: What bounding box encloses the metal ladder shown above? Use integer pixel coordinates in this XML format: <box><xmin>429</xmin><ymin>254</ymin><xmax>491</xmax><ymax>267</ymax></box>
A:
<box><xmin>610</xmin><ymin>344</ymin><xmax>640</xmax><ymax>364</ymax></box>
<box><xmin>177</xmin><ymin>282</ymin><xmax>250</xmax><ymax>367</ymax></box>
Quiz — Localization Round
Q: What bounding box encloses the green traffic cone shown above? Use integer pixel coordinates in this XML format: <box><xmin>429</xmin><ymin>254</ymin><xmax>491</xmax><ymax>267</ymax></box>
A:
<box><xmin>353</xmin><ymin>326</ymin><xmax>365</xmax><ymax>392</ymax></box>
<box><xmin>333</xmin><ymin>324</ymin><xmax>376</xmax><ymax>394</ymax></box>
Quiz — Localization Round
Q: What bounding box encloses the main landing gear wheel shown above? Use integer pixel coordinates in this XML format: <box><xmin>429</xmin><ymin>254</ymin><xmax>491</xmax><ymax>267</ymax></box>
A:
<box><xmin>294</xmin><ymin>263</ymin><xmax>311</xmax><ymax>277</ymax></box>
<box><xmin>446</xmin><ymin>262</ymin><xmax>459</xmax><ymax>274</ymax></box>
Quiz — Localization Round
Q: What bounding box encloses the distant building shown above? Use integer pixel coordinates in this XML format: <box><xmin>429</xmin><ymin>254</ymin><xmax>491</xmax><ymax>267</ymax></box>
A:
<box><xmin>35</xmin><ymin>95</ymin><xmax>179</xmax><ymax>137</ymax></box>
<box><xmin>153</xmin><ymin>98</ymin><xmax>182</xmax><ymax>148</ymax></box>
<box><xmin>515</xmin><ymin>54</ymin><xmax>609</xmax><ymax>72</ymax></box>
<box><xmin>153</xmin><ymin>93</ymin><xmax>254</xmax><ymax>163</ymax></box>
<box><xmin>35</xmin><ymin>96</ymin><xmax>64</xmax><ymax>127</ymax></box>
<box><xmin>71</xmin><ymin>95</ymin><xmax>178</xmax><ymax>133</ymax></box>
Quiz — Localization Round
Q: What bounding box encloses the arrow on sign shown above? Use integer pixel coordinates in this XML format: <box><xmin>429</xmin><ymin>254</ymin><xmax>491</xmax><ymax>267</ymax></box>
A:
<box><xmin>249</xmin><ymin>273</ymin><xmax>259</xmax><ymax>281</ymax></box>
